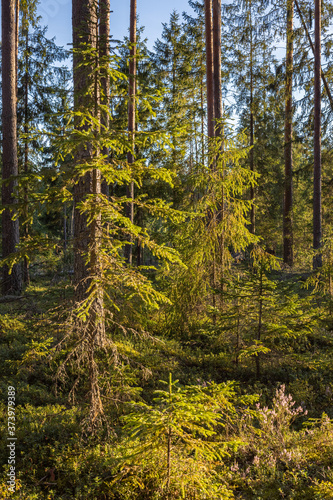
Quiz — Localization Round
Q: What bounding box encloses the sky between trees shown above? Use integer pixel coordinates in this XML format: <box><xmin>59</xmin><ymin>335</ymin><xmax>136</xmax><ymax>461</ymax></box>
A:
<box><xmin>36</xmin><ymin>0</ymin><xmax>194</xmax><ymax>49</ymax></box>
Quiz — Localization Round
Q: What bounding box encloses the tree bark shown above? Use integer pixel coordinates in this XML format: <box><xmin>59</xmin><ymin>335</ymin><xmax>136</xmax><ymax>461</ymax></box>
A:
<box><xmin>72</xmin><ymin>0</ymin><xmax>106</xmax><ymax>427</ymax></box>
<box><xmin>249</xmin><ymin>0</ymin><xmax>255</xmax><ymax>234</ymax></box>
<box><xmin>256</xmin><ymin>268</ymin><xmax>263</xmax><ymax>379</ymax></box>
<box><xmin>204</xmin><ymin>0</ymin><xmax>215</xmax><ymax>142</ymax></box>
<box><xmin>294</xmin><ymin>0</ymin><xmax>333</xmax><ymax>112</ymax></box>
<box><xmin>212</xmin><ymin>0</ymin><xmax>224</xmax><ymax>306</ymax></box>
<box><xmin>283</xmin><ymin>0</ymin><xmax>294</xmax><ymax>267</ymax></box>
<box><xmin>313</xmin><ymin>0</ymin><xmax>322</xmax><ymax>269</ymax></box>
<box><xmin>72</xmin><ymin>0</ymin><xmax>105</xmax><ymax>342</ymax></box>
<box><xmin>73</xmin><ymin>0</ymin><xmax>94</xmax><ymax>300</ymax></box>
<box><xmin>99</xmin><ymin>0</ymin><xmax>110</xmax><ymax>198</ymax></box>
<box><xmin>125</xmin><ymin>0</ymin><xmax>137</xmax><ymax>265</ymax></box>
<box><xmin>73</xmin><ymin>0</ymin><xmax>97</xmax><ymax>299</ymax></box>
<box><xmin>2</xmin><ymin>0</ymin><xmax>22</xmax><ymax>294</ymax></box>
<box><xmin>23</xmin><ymin>23</ymin><xmax>30</xmax><ymax>285</ymax></box>
<box><xmin>212</xmin><ymin>0</ymin><xmax>222</xmax><ymax>138</ymax></box>
<box><xmin>200</xmin><ymin>58</ymin><xmax>205</xmax><ymax>166</ymax></box>
<box><xmin>15</xmin><ymin>0</ymin><xmax>19</xmax><ymax>98</ymax></box>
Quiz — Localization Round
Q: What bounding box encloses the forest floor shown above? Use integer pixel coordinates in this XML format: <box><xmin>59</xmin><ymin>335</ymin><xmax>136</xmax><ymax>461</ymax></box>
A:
<box><xmin>1</xmin><ymin>262</ymin><xmax>333</xmax><ymax>499</ymax></box>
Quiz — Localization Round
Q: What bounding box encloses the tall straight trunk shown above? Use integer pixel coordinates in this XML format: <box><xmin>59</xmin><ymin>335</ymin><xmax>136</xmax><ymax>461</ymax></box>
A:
<box><xmin>2</xmin><ymin>0</ymin><xmax>22</xmax><ymax>294</ymax></box>
<box><xmin>99</xmin><ymin>0</ymin><xmax>110</xmax><ymax>198</ymax></box>
<box><xmin>313</xmin><ymin>0</ymin><xmax>322</xmax><ymax>269</ymax></box>
<box><xmin>166</xmin><ymin>373</ymin><xmax>173</xmax><ymax>493</ymax></box>
<box><xmin>200</xmin><ymin>60</ymin><xmax>205</xmax><ymax>165</ymax></box>
<box><xmin>73</xmin><ymin>0</ymin><xmax>94</xmax><ymax>299</ymax></box>
<box><xmin>212</xmin><ymin>0</ymin><xmax>225</xmax><ymax>309</ymax></box>
<box><xmin>91</xmin><ymin>3</ymin><xmax>102</xmax><ymax>328</ymax></box>
<box><xmin>23</xmin><ymin>24</ymin><xmax>30</xmax><ymax>284</ymax></box>
<box><xmin>256</xmin><ymin>269</ymin><xmax>263</xmax><ymax>379</ymax></box>
<box><xmin>249</xmin><ymin>0</ymin><xmax>255</xmax><ymax>234</ymax></box>
<box><xmin>171</xmin><ymin>50</ymin><xmax>178</xmax><ymax>208</ymax></box>
<box><xmin>193</xmin><ymin>95</ymin><xmax>197</xmax><ymax>166</ymax></box>
<box><xmin>212</xmin><ymin>0</ymin><xmax>222</xmax><ymax>138</ymax></box>
<box><xmin>294</xmin><ymin>0</ymin><xmax>333</xmax><ymax>111</ymax></box>
<box><xmin>64</xmin><ymin>203</ymin><xmax>67</xmax><ymax>251</ymax></box>
<box><xmin>61</xmin><ymin>97</ymin><xmax>67</xmax><ymax>254</ymax></box>
<box><xmin>72</xmin><ymin>0</ymin><xmax>106</xmax><ymax>426</ymax></box>
<box><xmin>15</xmin><ymin>0</ymin><xmax>19</xmax><ymax>97</ymax></box>
<box><xmin>204</xmin><ymin>0</ymin><xmax>215</xmax><ymax>142</ymax></box>
<box><xmin>125</xmin><ymin>0</ymin><xmax>137</xmax><ymax>265</ymax></box>
<box><xmin>283</xmin><ymin>0</ymin><xmax>294</xmax><ymax>267</ymax></box>
<box><xmin>72</xmin><ymin>0</ymin><xmax>105</xmax><ymax>340</ymax></box>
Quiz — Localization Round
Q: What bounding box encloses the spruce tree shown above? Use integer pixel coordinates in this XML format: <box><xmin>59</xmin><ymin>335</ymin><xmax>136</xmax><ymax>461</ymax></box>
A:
<box><xmin>152</xmin><ymin>11</ymin><xmax>192</xmax><ymax>207</ymax></box>
<box><xmin>182</xmin><ymin>2</ymin><xmax>207</xmax><ymax>169</ymax></box>
<box><xmin>17</xmin><ymin>3</ymin><xmax>69</xmax><ymax>283</ymax></box>
<box><xmin>222</xmin><ymin>0</ymin><xmax>274</xmax><ymax>238</ymax></box>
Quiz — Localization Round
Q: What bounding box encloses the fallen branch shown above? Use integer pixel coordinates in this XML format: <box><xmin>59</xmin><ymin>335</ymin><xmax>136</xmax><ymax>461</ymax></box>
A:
<box><xmin>0</xmin><ymin>295</ymin><xmax>24</xmax><ymax>303</ymax></box>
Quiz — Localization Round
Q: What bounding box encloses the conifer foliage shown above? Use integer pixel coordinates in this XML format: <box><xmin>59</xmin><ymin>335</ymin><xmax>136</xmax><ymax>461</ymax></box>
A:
<box><xmin>2</xmin><ymin>0</ymin><xmax>333</xmax><ymax>498</ymax></box>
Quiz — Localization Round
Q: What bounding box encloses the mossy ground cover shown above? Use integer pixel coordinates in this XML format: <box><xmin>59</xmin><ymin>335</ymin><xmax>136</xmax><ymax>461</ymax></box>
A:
<box><xmin>1</xmin><ymin>266</ymin><xmax>333</xmax><ymax>499</ymax></box>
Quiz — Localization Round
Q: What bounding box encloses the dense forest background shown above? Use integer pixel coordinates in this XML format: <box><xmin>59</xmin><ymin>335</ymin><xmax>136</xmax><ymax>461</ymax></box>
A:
<box><xmin>1</xmin><ymin>0</ymin><xmax>333</xmax><ymax>498</ymax></box>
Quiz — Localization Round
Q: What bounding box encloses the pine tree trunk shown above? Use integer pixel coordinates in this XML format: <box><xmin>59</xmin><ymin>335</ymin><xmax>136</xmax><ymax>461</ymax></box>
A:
<box><xmin>125</xmin><ymin>0</ymin><xmax>137</xmax><ymax>265</ymax></box>
<box><xmin>72</xmin><ymin>0</ymin><xmax>105</xmax><ymax>342</ymax></box>
<box><xmin>72</xmin><ymin>0</ymin><xmax>106</xmax><ymax>427</ymax></box>
<box><xmin>283</xmin><ymin>0</ymin><xmax>294</xmax><ymax>267</ymax></box>
<box><xmin>99</xmin><ymin>0</ymin><xmax>110</xmax><ymax>199</ymax></box>
<box><xmin>204</xmin><ymin>0</ymin><xmax>215</xmax><ymax>141</ymax></box>
<box><xmin>73</xmin><ymin>0</ymin><xmax>94</xmax><ymax>300</ymax></box>
<box><xmin>64</xmin><ymin>203</ymin><xmax>67</xmax><ymax>252</ymax></box>
<box><xmin>200</xmin><ymin>60</ymin><xmax>205</xmax><ymax>165</ymax></box>
<box><xmin>256</xmin><ymin>269</ymin><xmax>263</xmax><ymax>379</ymax></box>
<box><xmin>23</xmin><ymin>25</ymin><xmax>30</xmax><ymax>285</ymax></box>
<box><xmin>294</xmin><ymin>0</ymin><xmax>333</xmax><ymax>111</ymax></box>
<box><xmin>313</xmin><ymin>0</ymin><xmax>322</xmax><ymax>269</ymax></box>
<box><xmin>212</xmin><ymin>0</ymin><xmax>224</xmax><ymax>305</ymax></box>
<box><xmin>2</xmin><ymin>0</ymin><xmax>22</xmax><ymax>294</ymax></box>
<box><xmin>249</xmin><ymin>0</ymin><xmax>255</xmax><ymax>234</ymax></box>
<box><xmin>212</xmin><ymin>0</ymin><xmax>222</xmax><ymax>137</ymax></box>
<box><xmin>15</xmin><ymin>0</ymin><xmax>19</xmax><ymax>94</ymax></box>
